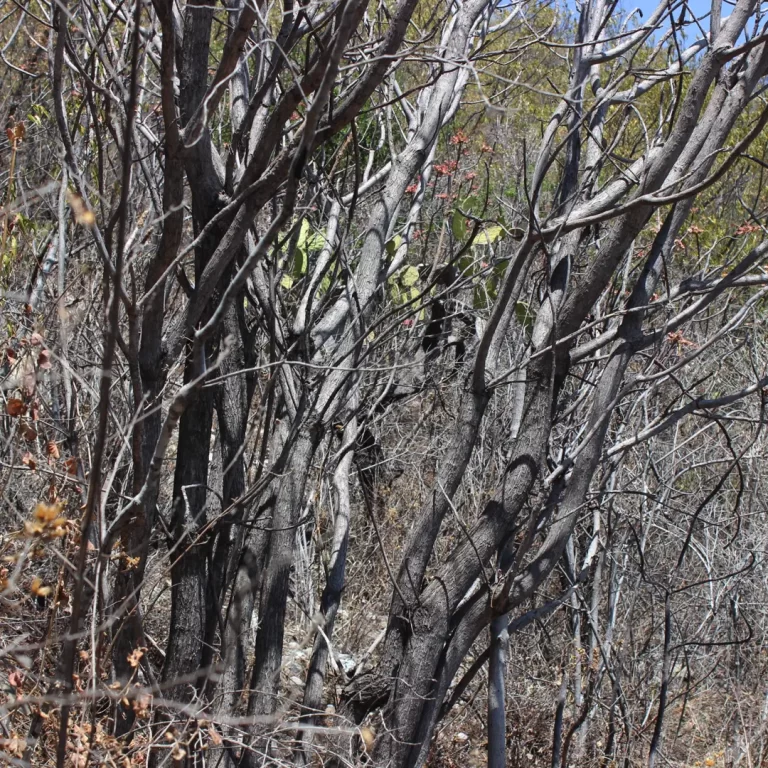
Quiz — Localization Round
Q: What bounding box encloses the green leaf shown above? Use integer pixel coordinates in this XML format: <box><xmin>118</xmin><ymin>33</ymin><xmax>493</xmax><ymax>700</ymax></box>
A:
<box><xmin>14</xmin><ymin>215</ymin><xmax>34</xmax><ymax>236</ymax></box>
<box><xmin>475</xmin><ymin>225</ymin><xmax>504</xmax><ymax>245</ymax></box>
<box><xmin>293</xmin><ymin>220</ymin><xmax>325</xmax><ymax>278</ymax></box>
<box><xmin>297</xmin><ymin>219</ymin><xmax>311</xmax><ymax>254</ymax></box>
<box><xmin>386</xmin><ymin>235</ymin><xmax>402</xmax><ymax>257</ymax></box>
<box><xmin>514</xmin><ymin>300</ymin><xmax>535</xmax><ymax>332</ymax></box>
<box><xmin>486</xmin><ymin>275</ymin><xmax>499</xmax><ymax>301</ymax></box>
<box><xmin>400</xmin><ymin>266</ymin><xmax>420</xmax><ymax>287</ymax></box>
<box><xmin>280</xmin><ymin>274</ymin><xmax>294</xmax><ymax>290</ymax></box>
<box><xmin>307</xmin><ymin>232</ymin><xmax>325</xmax><ymax>251</ymax></box>
<box><xmin>459</xmin><ymin>256</ymin><xmax>475</xmax><ymax>276</ymax></box>
<box><xmin>473</xmin><ymin>285</ymin><xmax>490</xmax><ymax>309</ymax></box>
<box><xmin>451</xmin><ymin>210</ymin><xmax>467</xmax><ymax>240</ymax></box>
<box><xmin>286</xmin><ymin>220</ymin><xmax>308</xmax><ymax>279</ymax></box>
<box><xmin>388</xmin><ymin>264</ymin><xmax>420</xmax><ymax>303</ymax></box>
<box><xmin>461</xmin><ymin>194</ymin><xmax>483</xmax><ymax>217</ymax></box>
<box><xmin>292</xmin><ymin>247</ymin><xmax>308</xmax><ymax>279</ymax></box>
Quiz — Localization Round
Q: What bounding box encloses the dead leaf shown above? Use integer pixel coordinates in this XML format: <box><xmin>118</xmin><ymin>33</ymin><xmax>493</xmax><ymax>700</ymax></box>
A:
<box><xmin>34</xmin><ymin>502</ymin><xmax>61</xmax><ymax>522</ymax></box>
<box><xmin>127</xmin><ymin>647</ymin><xmax>145</xmax><ymax>668</ymax></box>
<box><xmin>360</xmin><ymin>726</ymin><xmax>375</xmax><ymax>752</ymax></box>
<box><xmin>24</xmin><ymin>520</ymin><xmax>44</xmax><ymax>536</ymax></box>
<box><xmin>67</xmin><ymin>192</ymin><xmax>96</xmax><ymax>228</ymax></box>
<box><xmin>8</xmin><ymin>670</ymin><xmax>23</xmax><ymax>689</ymax></box>
<box><xmin>46</xmin><ymin>441</ymin><xmax>60</xmax><ymax>459</ymax></box>
<box><xmin>5</xmin><ymin>398</ymin><xmax>26</xmax><ymax>417</ymax></box>
<box><xmin>208</xmin><ymin>726</ymin><xmax>223</xmax><ymax>747</ymax></box>
<box><xmin>22</xmin><ymin>374</ymin><xmax>36</xmax><ymax>397</ymax></box>
<box><xmin>22</xmin><ymin>452</ymin><xmax>36</xmax><ymax>470</ymax></box>
<box><xmin>37</xmin><ymin>350</ymin><xmax>52</xmax><ymax>370</ymax></box>
<box><xmin>0</xmin><ymin>734</ymin><xmax>24</xmax><ymax>757</ymax></box>
<box><xmin>30</xmin><ymin>577</ymin><xmax>52</xmax><ymax>597</ymax></box>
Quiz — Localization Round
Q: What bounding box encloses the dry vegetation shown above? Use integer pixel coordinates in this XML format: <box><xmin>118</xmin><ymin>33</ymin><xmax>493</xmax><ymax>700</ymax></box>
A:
<box><xmin>2</xmin><ymin>0</ymin><xmax>768</xmax><ymax>765</ymax></box>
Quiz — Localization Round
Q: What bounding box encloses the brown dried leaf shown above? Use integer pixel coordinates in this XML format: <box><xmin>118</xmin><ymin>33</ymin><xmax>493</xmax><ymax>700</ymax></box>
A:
<box><xmin>21</xmin><ymin>452</ymin><xmax>36</xmax><ymax>471</ymax></box>
<box><xmin>49</xmin><ymin>518</ymin><xmax>69</xmax><ymax>538</ymax></box>
<box><xmin>0</xmin><ymin>734</ymin><xmax>25</xmax><ymax>757</ymax></box>
<box><xmin>5</xmin><ymin>398</ymin><xmax>25</xmax><ymax>417</ymax></box>
<box><xmin>360</xmin><ymin>727</ymin><xmax>376</xmax><ymax>753</ymax></box>
<box><xmin>7</xmin><ymin>670</ymin><xmax>23</xmax><ymax>689</ymax></box>
<box><xmin>24</xmin><ymin>521</ymin><xmax>44</xmax><ymax>536</ymax></box>
<box><xmin>67</xmin><ymin>192</ymin><xmax>96</xmax><ymax>228</ymax></box>
<box><xmin>34</xmin><ymin>502</ymin><xmax>61</xmax><ymax>521</ymax></box>
<box><xmin>22</xmin><ymin>368</ymin><xmax>36</xmax><ymax>397</ymax></box>
<box><xmin>127</xmin><ymin>647</ymin><xmax>145</xmax><ymax>668</ymax></box>
<box><xmin>30</xmin><ymin>577</ymin><xmax>52</xmax><ymax>597</ymax></box>
<box><xmin>37</xmin><ymin>349</ymin><xmax>52</xmax><ymax>370</ymax></box>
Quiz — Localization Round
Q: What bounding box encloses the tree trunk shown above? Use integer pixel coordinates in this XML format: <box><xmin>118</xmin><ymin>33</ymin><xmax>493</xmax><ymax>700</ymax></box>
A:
<box><xmin>161</xmin><ymin>376</ymin><xmax>214</xmax><ymax>700</ymax></box>
<box><xmin>488</xmin><ymin>612</ymin><xmax>509</xmax><ymax>768</ymax></box>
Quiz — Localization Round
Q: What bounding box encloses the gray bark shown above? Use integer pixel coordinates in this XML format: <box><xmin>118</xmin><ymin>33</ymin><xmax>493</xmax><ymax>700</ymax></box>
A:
<box><xmin>296</xmin><ymin>410</ymin><xmax>358</xmax><ymax>761</ymax></box>
<box><xmin>488</xmin><ymin>613</ymin><xmax>509</xmax><ymax>768</ymax></box>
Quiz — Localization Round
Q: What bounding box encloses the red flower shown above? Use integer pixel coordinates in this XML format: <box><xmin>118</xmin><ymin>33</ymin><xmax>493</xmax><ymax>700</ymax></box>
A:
<box><xmin>434</xmin><ymin>160</ymin><xmax>458</xmax><ymax>176</ymax></box>
<box><xmin>449</xmin><ymin>130</ymin><xmax>468</xmax><ymax>145</ymax></box>
<box><xmin>735</xmin><ymin>223</ymin><xmax>761</xmax><ymax>236</ymax></box>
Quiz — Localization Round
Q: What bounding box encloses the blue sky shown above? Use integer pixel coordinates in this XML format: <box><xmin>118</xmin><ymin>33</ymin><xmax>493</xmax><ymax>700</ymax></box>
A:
<box><xmin>560</xmin><ymin>0</ymin><xmax>717</xmax><ymax>36</ymax></box>
<box><xmin>631</xmin><ymin>0</ymin><xmax>712</xmax><ymax>20</ymax></box>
